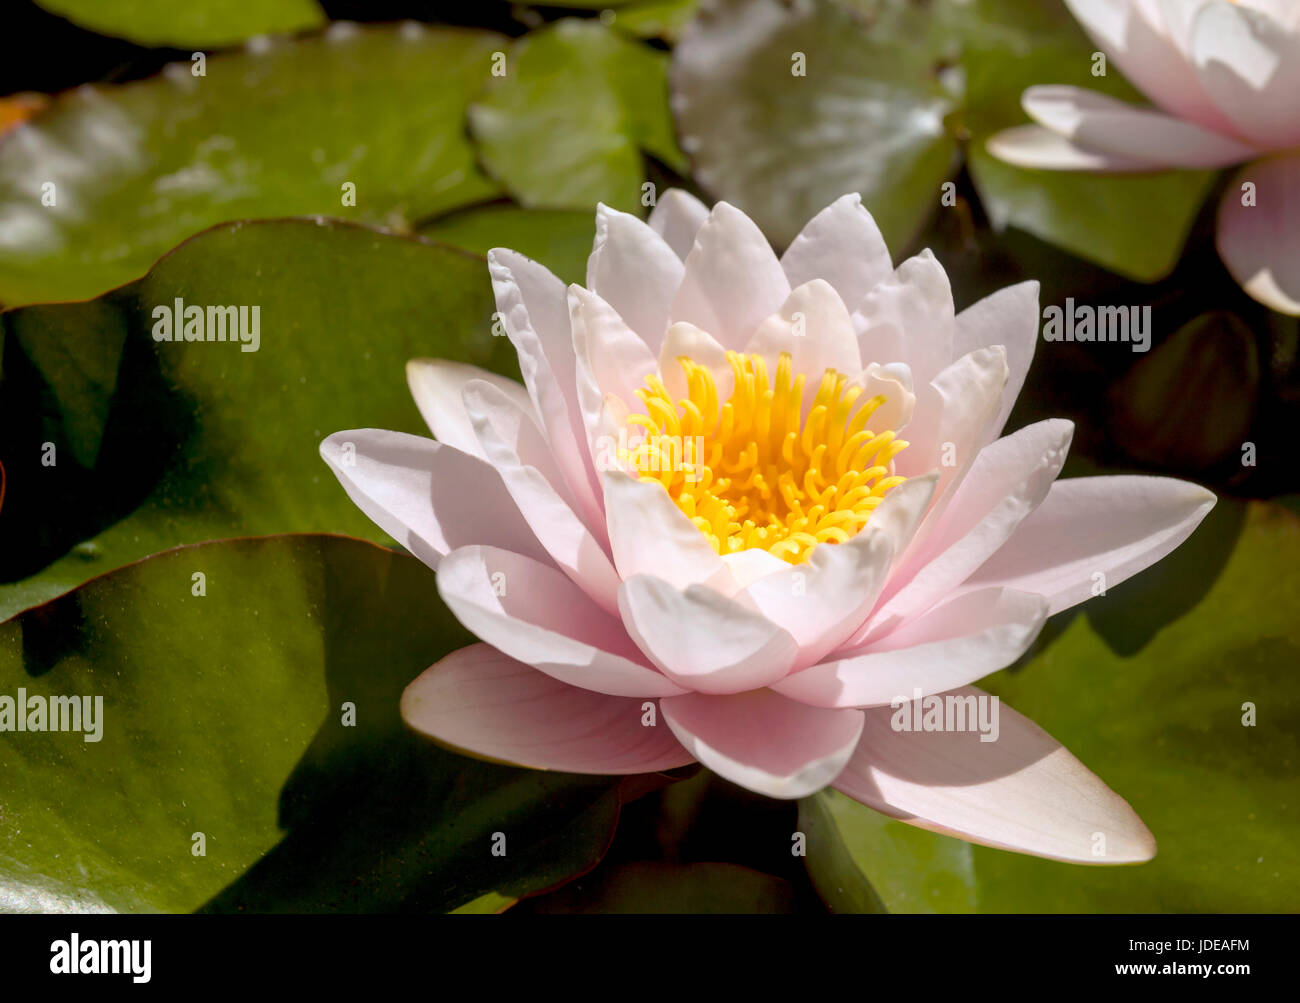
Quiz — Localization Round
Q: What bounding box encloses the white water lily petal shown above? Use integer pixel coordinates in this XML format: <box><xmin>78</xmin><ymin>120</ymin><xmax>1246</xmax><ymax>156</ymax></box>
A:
<box><xmin>465</xmin><ymin>383</ymin><xmax>622</xmax><ymax>615</ymax></box>
<box><xmin>872</xmin><ymin>419</ymin><xmax>1074</xmax><ymax>633</ymax></box>
<box><xmin>1216</xmin><ymin>154</ymin><xmax>1300</xmax><ymax>316</ymax></box>
<box><xmin>618</xmin><ymin>575</ymin><xmax>799</xmax><ymax>693</ymax></box>
<box><xmin>436</xmin><ymin>546</ymin><xmax>684</xmax><ymax>698</ymax></box>
<box><xmin>985</xmin><ymin>124</ymin><xmax>1155</xmax><ymax>172</ymax></box>
<box><xmin>405</xmin><ymin>358</ymin><xmax>536</xmax><ymax>461</ymax></box>
<box><xmin>320</xmin><ymin>429</ymin><xmax>548</xmax><ymax>571</ymax></box>
<box><xmin>671</xmin><ymin>201</ymin><xmax>791</xmax><ymax>349</ymax></box>
<box><xmin>780</xmin><ymin>193</ymin><xmax>893</xmax><ymax>309</ymax></box>
<box><xmin>746</xmin><ymin>278</ymin><xmax>861</xmax><ymax>383</ymax></box>
<box><xmin>1192</xmin><ymin>0</ymin><xmax>1300</xmax><ymax>147</ymax></box>
<box><xmin>587</xmin><ymin>203</ymin><xmax>684</xmax><ymax>354</ymax></box>
<box><xmin>648</xmin><ymin>188</ymin><xmax>710</xmax><ymax>260</ymax></box>
<box><xmin>775</xmin><ymin>589</ymin><xmax>1048</xmax><ymax>708</ymax></box>
<box><xmin>1022</xmin><ymin>85</ymin><xmax>1258</xmax><ymax>168</ymax></box>
<box><xmin>964</xmin><ymin>475</ymin><xmax>1216</xmax><ymax>614</ymax></box>
<box><xmin>834</xmin><ymin>686</ymin><xmax>1157</xmax><ymax>863</ymax></box>
<box><xmin>661</xmin><ymin>690</ymin><xmax>864</xmax><ymax>799</ymax></box>
<box><xmin>951</xmin><ymin>281</ymin><xmax>1040</xmax><ymax>442</ymax></box>
<box><xmin>402</xmin><ymin>644</ymin><xmax>693</xmax><ymax>773</ymax></box>
<box><xmin>603</xmin><ymin>471</ymin><xmax>731</xmax><ymax>592</ymax></box>
<box><xmin>569</xmin><ymin>284</ymin><xmax>658</xmax><ymax>451</ymax></box>
<box><xmin>854</xmin><ymin>250</ymin><xmax>955</xmax><ymax>392</ymax></box>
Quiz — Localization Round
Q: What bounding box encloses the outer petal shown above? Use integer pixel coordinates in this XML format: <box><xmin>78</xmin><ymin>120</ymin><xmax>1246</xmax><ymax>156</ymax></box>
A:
<box><xmin>779</xmin><ymin>193</ymin><xmax>893</xmax><ymax>309</ymax></box>
<box><xmin>1216</xmin><ymin>153</ymin><xmax>1300</xmax><ymax>316</ymax></box>
<box><xmin>319</xmin><ymin>429</ymin><xmax>548</xmax><ymax>571</ymax></box>
<box><xmin>833</xmin><ymin>686</ymin><xmax>1157</xmax><ymax>863</ymax></box>
<box><xmin>648</xmin><ymin>188</ymin><xmax>710</xmax><ymax>260</ymax></box>
<box><xmin>951</xmin><ymin>280</ymin><xmax>1040</xmax><ymax>441</ymax></box>
<box><xmin>963</xmin><ymin>475</ymin><xmax>1216</xmax><ymax>615</ymax></box>
<box><xmin>618</xmin><ymin>575</ymin><xmax>799</xmax><ymax>694</ymax></box>
<box><xmin>488</xmin><ymin>249</ymin><xmax>603</xmax><ymax>523</ymax></box>
<box><xmin>985</xmin><ymin>124</ymin><xmax>1154</xmax><ymax>172</ymax></box>
<box><xmin>436</xmin><ymin>545</ymin><xmax>684</xmax><ymax>698</ymax></box>
<box><xmin>587</xmin><ymin>203</ymin><xmax>684</xmax><ymax>354</ymax></box>
<box><xmin>661</xmin><ymin>689</ymin><xmax>864</xmax><ymax>799</ymax></box>
<box><xmin>1064</xmin><ymin>0</ymin><xmax>1234</xmax><ymax>132</ymax></box>
<box><xmin>853</xmin><ymin>250</ymin><xmax>955</xmax><ymax>392</ymax></box>
<box><xmin>1191</xmin><ymin>0</ymin><xmax>1300</xmax><ymax>147</ymax></box>
<box><xmin>402</xmin><ymin>644</ymin><xmax>694</xmax><ymax>773</ymax></box>
<box><xmin>1021</xmin><ymin>85</ymin><xmax>1257</xmax><ymax>168</ymax></box>
<box><xmin>670</xmin><ymin>201</ymin><xmax>791</xmax><ymax>350</ymax></box>
<box><xmin>774</xmin><ymin>589</ymin><xmax>1048</xmax><ymax>708</ymax></box>
<box><xmin>405</xmin><ymin>359</ymin><xmax>535</xmax><ymax>461</ymax></box>
<box><xmin>465</xmin><ymin>383</ymin><xmax>622</xmax><ymax>614</ymax></box>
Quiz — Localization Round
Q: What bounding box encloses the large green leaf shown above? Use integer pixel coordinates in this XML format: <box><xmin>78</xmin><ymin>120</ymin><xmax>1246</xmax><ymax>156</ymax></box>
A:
<box><xmin>0</xmin><ymin>219</ymin><xmax>514</xmax><ymax>620</ymax></box>
<box><xmin>0</xmin><ymin>534</ymin><xmax>624</xmax><ymax>913</ymax></box>
<box><xmin>801</xmin><ymin>500</ymin><xmax>1300</xmax><ymax>912</ymax></box>
<box><xmin>670</xmin><ymin>0</ymin><xmax>960</xmax><ymax>249</ymax></box>
<box><xmin>958</xmin><ymin>0</ymin><xmax>1216</xmax><ymax>281</ymax></box>
<box><xmin>0</xmin><ymin>23</ymin><xmax>503</xmax><ymax>307</ymax></box>
<box><xmin>469</xmin><ymin>20</ymin><xmax>686</xmax><ymax>215</ymax></box>
<box><xmin>34</xmin><ymin>0</ymin><xmax>326</xmax><ymax>48</ymax></box>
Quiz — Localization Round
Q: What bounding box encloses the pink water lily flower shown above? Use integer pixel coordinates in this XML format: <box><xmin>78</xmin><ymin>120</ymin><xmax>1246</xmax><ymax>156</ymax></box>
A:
<box><xmin>988</xmin><ymin>0</ymin><xmax>1300</xmax><ymax>315</ymax></box>
<box><xmin>322</xmin><ymin>190</ymin><xmax>1214</xmax><ymax>864</ymax></box>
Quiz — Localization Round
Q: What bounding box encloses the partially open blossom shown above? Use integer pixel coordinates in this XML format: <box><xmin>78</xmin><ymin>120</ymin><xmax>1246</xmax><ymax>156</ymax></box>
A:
<box><xmin>322</xmin><ymin>190</ymin><xmax>1215</xmax><ymax>863</ymax></box>
<box><xmin>988</xmin><ymin>0</ymin><xmax>1300</xmax><ymax>315</ymax></box>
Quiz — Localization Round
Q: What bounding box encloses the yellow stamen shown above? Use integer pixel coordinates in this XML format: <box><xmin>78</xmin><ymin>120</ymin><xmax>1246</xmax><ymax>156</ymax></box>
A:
<box><xmin>619</xmin><ymin>351</ymin><xmax>909</xmax><ymax>564</ymax></box>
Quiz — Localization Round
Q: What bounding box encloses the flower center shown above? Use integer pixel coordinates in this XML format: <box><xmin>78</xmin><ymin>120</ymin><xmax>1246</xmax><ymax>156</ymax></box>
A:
<box><xmin>621</xmin><ymin>351</ymin><xmax>908</xmax><ymax>564</ymax></box>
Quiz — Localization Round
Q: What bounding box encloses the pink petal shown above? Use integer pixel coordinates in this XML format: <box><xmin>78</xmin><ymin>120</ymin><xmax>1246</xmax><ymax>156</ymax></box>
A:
<box><xmin>745</xmin><ymin>279</ymin><xmax>862</xmax><ymax>384</ymax></box>
<box><xmin>587</xmin><ymin>203</ymin><xmax>684</xmax><ymax>355</ymax></box>
<box><xmin>951</xmin><ymin>280</ymin><xmax>1040</xmax><ymax>442</ymax></box>
<box><xmin>985</xmin><ymin>124</ymin><xmax>1156</xmax><ymax>172</ymax></box>
<box><xmin>1022</xmin><ymin>85</ymin><xmax>1257</xmax><ymax>168</ymax></box>
<box><xmin>320</xmin><ymin>429</ymin><xmax>548</xmax><ymax>571</ymax></box>
<box><xmin>854</xmin><ymin>250</ymin><xmax>955</xmax><ymax>391</ymax></box>
<box><xmin>964</xmin><ymin>475</ymin><xmax>1216</xmax><ymax>615</ymax></box>
<box><xmin>873</xmin><ymin>419</ymin><xmax>1074</xmax><ymax>632</ymax></box>
<box><xmin>402</xmin><ymin>643</ymin><xmax>693</xmax><ymax>773</ymax></box>
<box><xmin>603</xmin><ymin>472</ymin><xmax>731</xmax><ymax>591</ymax></box>
<box><xmin>648</xmin><ymin>188</ymin><xmax>710</xmax><ymax>261</ymax></box>
<box><xmin>833</xmin><ymin>686</ymin><xmax>1156</xmax><ymax>863</ymax></box>
<box><xmin>775</xmin><ymin>589</ymin><xmax>1048</xmax><ymax>708</ymax></box>
<box><xmin>661</xmin><ymin>689</ymin><xmax>864</xmax><ymax>799</ymax></box>
<box><xmin>779</xmin><ymin>193</ymin><xmax>894</xmax><ymax>310</ymax></box>
<box><xmin>618</xmin><ymin>575</ymin><xmax>799</xmax><ymax>693</ymax></box>
<box><xmin>670</xmin><ymin>201</ymin><xmax>791</xmax><ymax>350</ymax></box>
<box><xmin>488</xmin><ymin>249</ymin><xmax>603</xmax><ymax>524</ymax></box>
<box><xmin>464</xmin><ymin>383</ymin><xmax>622</xmax><ymax>615</ymax></box>
<box><xmin>1064</xmin><ymin>0</ymin><xmax>1234</xmax><ymax>132</ymax></box>
<box><xmin>569</xmin><ymin>284</ymin><xmax>658</xmax><ymax>453</ymax></box>
<box><xmin>1216</xmin><ymin>154</ymin><xmax>1300</xmax><ymax>316</ymax></box>
<box><xmin>436</xmin><ymin>546</ymin><xmax>685</xmax><ymax>698</ymax></box>
<box><xmin>405</xmin><ymin>359</ymin><xmax>536</xmax><ymax>461</ymax></box>
<box><xmin>1191</xmin><ymin>0</ymin><xmax>1300</xmax><ymax>147</ymax></box>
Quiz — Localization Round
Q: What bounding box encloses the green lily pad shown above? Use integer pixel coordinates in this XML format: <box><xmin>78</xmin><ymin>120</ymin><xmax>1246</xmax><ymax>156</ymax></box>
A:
<box><xmin>800</xmin><ymin>500</ymin><xmax>1300</xmax><ymax>912</ymax></box>
<box><xmin>0</xmin><ymin>534</ymin><xmax>624</xmax><ymax>913</ymax></box>
<box><xmin>34</xmin><ymin>0</ymin><xmax>326</xmax><ymax>49</ymax></box>
<box><xmin>670</xmin><ymin>0</ymin><xmax>960</xmax><ymax>250</ymax></box>
<box><xmin>419</xmin><ymin>203</ymin><xmax>596</xmax><ymax>286</ymax></box>
<box><xmin>955</xmin><ymin>0</ymin><xmax>1215</xmax><ymax>281</ymax></box>
<box><xmin>0</xmin><ymin>23</ymin><xmax>504</xmax><ymax>307</ymax></box>
<box><xmin>469</xmin><ymin>19</ymin><xmax>686</xmax><ymax>216</ymax></box>
<box><xmin>0</xmin><ymin>218</ymin><xmax>515</xmax><ymax>620</ymax></box>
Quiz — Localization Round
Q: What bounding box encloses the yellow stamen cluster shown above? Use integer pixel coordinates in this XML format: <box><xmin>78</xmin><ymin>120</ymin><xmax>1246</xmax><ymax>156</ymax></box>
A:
<box><xmin>622</xmin><ymin>351</ymin><xmax>908</xmax><ymax>564</ymax></box>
